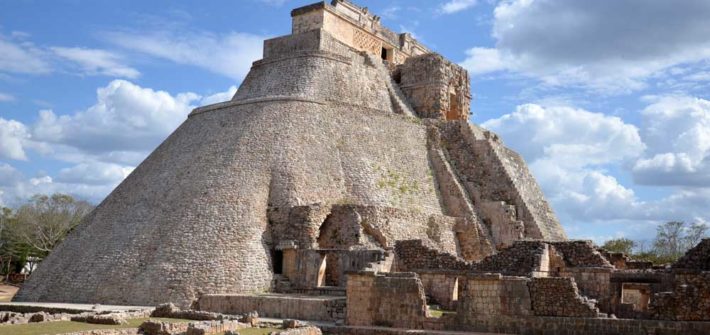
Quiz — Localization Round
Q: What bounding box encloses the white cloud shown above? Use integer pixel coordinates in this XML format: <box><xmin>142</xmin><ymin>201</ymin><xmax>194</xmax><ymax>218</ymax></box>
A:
<box><xmin>632</xmin><ymin>95</ymin><xmax>710</xmax><ymax>186</ymax></box>
<box><xmin>104</xmin><ymin>30</ymin><xmax>264</xmax><ymax>80</ymax></box>
<box><xmin>482</xmin><ymin>100</ymin><xmax>710</xmax><ymax>238</ymax></box>
<box><xmin>200</xmin><ymin>86</ymin><xmax>237</xmax><ymax>105</ymax></box>
<box><xmin>460</xmin><ymin>47</ymin><xmax>506</xmax><ymax>75</ymax></box>
<box><xmin>0</xmin><ymin>35</ymin><xmax>51</xmax><ymax>75</ymax></box>
<box><xmin>0</xmin><ymin>92</ymin><xmax>15</xmax><ymax>102</ymax></box>
<box><xmin>56</xmin><ymin>162</ymin><xmax>133</xmax><ymax>186</ymax></box>
<box><xmin>440</xmin><ymin>0</ymin><xmax>478</xmax><ymax>14</ymax></box>
<box><xmin>463</xmin><ymin>0</ymin><xmax>710</xmax><ymax>92</ymax></box>
<box><xmin>0</xmin><ymin>81</ymin><xmax>237</xmax><ymax>205</ymax></box>
<box><xmin>32</xmin><ymin>80</ymin><xmax>199</xmax><ymax>155</ymax></box>
<box><xmin>0</xmin><ymin>118</ymin><xmax>31</xmax><ymax>160</ymax></box>
<box><xmin>482</xmin><ymin>104</ymin><xmax>644</xmax><ymax>166</ymax></box>
<box><xmin>483</xmin><ymin>104</ymin><xmax>645</xmax><ymax>223</ymax></box>
<box><xmin>51</xmin><ymin>47</ymin><xmax>140</xmax><ymax>79</ymax></box>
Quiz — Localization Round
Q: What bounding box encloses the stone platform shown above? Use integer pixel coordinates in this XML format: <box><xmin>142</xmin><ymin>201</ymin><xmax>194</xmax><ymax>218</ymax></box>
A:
<box><xmin>196</xmin><ymin>293</ymin><xmax>346</xmax><ymax>322</ymax></box>
<box><xmin>0</xmin><ymin>302</ymin><xmax>153</xmax><ymax>314</ymax></box>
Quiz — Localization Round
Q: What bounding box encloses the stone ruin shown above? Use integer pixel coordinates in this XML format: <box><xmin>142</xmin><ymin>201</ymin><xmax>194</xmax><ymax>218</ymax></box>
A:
<box><xmin>13</xmin><ymin>1</ymin><xmax>710</xmax><ymax>334</ymax></box>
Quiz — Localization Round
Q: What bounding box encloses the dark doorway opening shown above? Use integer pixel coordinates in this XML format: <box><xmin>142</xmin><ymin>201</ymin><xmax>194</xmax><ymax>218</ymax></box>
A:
<box><xmin>272</xmin><ymin>249</ymin><xmax>283</xmax><ymax>274</ymax></box>
<box><xmin>381</xmin><ymin>47</ymin><xmax>388</xmax><ymax>61</ymax></box>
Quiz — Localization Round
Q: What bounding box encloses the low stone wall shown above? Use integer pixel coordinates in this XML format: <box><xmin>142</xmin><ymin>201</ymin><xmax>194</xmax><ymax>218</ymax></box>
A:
<box><xmin>59</xmin><ymin>330</ymin><xmax>139</xmax><ymax>335</ymax></box>
<box><xmin>394</xmin><ymin>240</ymin><xmax>471</xmax><ymax>272</ymax></box>
<box><xmin>550</xmin><ymin>240</ymin><xmax>613</xmax><ymax>268</ymax></box>
<box><xmin>529</xmin><ymin>277</ymin><xmax>599</xmax><ymax>317</ymax></box>
<box><xmin>473</xmin><ymin>241</ymin><xmax>545</xmax><ymax>276</ymax></box>
<box><xmin>456</xmin><ymin>274</ymin><xmax>531</xmax><ymax>318</ymax></box>
<box><xmin>453</xmin><ymin>315</ymin><xmax>710</xmax><ymax>335</ymax></box>
<box><xmin>346</xmin><ymin>272</ymin><xmax>429</xmax><ymax>329</ymax></box>
<box><xmin>196</xmin><ymin>294</ymin><xmax>345</xmax><ymax>321</ymax></box>
<box><xmin>559</xmin><ymin>267</ymin><xmax>611</xmax><ymax>311</ymax></box>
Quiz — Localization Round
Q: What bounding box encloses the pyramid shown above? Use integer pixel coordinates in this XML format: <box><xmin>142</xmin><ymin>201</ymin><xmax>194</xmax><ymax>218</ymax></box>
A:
<box><xmin>16</xmin><ymin>0</ymin><xmax>566</xmax><ymax>307</ymax></box>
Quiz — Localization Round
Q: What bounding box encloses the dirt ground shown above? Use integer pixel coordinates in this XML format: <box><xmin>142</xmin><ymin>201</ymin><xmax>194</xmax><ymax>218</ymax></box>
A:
<box><xmin>0</xmin><ymin>284</ymin><xmax>19</xmax><ymax>302</ymax></box>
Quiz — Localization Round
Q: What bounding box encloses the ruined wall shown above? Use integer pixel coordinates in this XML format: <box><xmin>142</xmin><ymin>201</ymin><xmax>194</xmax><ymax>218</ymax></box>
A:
<box><xmin>456</xmin><ymin>274</ymin><xmax>531</xmax><ymax>319</ymax></box>
<box><xmin>672</xmin><ymin>238</ymin><xmax>710</xmax><ymax>270</ymax></box>
<box><xmin>529</xmin><ymin>277</ymin><xmax>599</xmax><ymax>317</ymax></box>
<box><xmin>650</xmin><ymin>272</ymin><xmax>710</xmax><ymax>321</ymax></box>
<box><xmin>418</xmin><ymin>271</ymin><xmax>461</xmax><ymax>310</ymax></box>
<box><xmin>268</xmin><ymin>205</ymin><xmax>461</xmax><ymax>254</ymax></box>
<box><xmin>394</xmin><ymin>240</ymin><xmax>472</xmax><ymax>272</ymax></box>
<box><xmin>474</xmin><ymin>241</ymin><xmax>547</xmax><ymax>276</ymax></box>
<box><xmin>346</xmin><ymin>272</ymin><xmax>428</xmax><ymax>328</ymax></box>
<box><xmin>398</xmin><ymin>54</ymin><xmax>471</xmax><ymax>121</ymax></box>
<box><xmin>452</xmin><ymin>315</ymin><xmax>710</xmax><ymax>335</ymax></box>
<box><xmin>196</xmin><ymin>294</ymin><xmax>345</xmax><ymax>321</ymax></box>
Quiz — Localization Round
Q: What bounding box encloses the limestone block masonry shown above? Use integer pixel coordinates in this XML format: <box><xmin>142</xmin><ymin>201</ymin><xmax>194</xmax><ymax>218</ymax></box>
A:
<box><xmin>16</xmin><ymin>0</ymin><xmax>566</xmax><ymax>308</ymax></box>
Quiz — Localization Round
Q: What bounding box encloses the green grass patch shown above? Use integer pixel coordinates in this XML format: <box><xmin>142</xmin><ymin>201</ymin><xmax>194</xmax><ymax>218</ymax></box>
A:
<box><xmin>233</xmin><ymin>327</ymin><xmax>281</xmax><ymax>335</ymax></box>
<box><xmin>0</xmin><ymin>317</ymin><xmax>190</xmax><ymax>335</ymax></box>
<box><xmin>427</xmin><ymin>305</ymin><xmax>455</xmax><ymax>318</ymax></box>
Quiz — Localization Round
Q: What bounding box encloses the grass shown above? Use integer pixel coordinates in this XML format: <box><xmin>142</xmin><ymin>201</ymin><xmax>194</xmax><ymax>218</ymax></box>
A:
<box><xmin>427</xmin><ymin>305</ymin><xmax>456</xmax><ymax>319</ymax></box>
<box><xmin>0</xmin><ymin>317</ymin><xmax>190</xmax><ymax>335</ymax></box>
<box><xmin>234</xmin><ymin>327</ymin><xmax>281</xmax><ymax>335</ymax></box>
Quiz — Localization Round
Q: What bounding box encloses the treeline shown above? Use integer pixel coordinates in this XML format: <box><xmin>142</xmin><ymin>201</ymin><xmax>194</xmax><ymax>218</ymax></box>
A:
<box><xmin>0</xmin><ymin>194</ymin><xmax>93</xmax><ymax>275</ymax></box>
<box><xmin>602</xmin><ymin>221</ymin><xmax>708</xmax><ymax>265</ymax></box>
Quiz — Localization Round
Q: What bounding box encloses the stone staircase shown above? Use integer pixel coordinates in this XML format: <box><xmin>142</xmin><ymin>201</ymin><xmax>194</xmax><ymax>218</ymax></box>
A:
<box><xmin>364</xmin><ymin>53</ymin><xmax>416</xmax><ymax>117</ymax></box>
<box><xmin>273</xmin><ymin>274</ymin><xmax>293</xmax><ymax>293</ymax></box>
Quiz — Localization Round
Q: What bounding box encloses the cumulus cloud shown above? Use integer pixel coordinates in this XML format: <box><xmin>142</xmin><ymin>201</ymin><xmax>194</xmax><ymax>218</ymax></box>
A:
<box><xmin>32</xmin><ymin>80</ymin><xmax>199</xmax><ymax>155</ymax></box>
<box><xmin>56</xmin><ymin>162</ymin><xmax>133</xmax><ymax>186</ymax></box>
<box><xmin>201</xmin><ymin>86</ymin><xmax>238</xmax><ymax>105</ymax></box>
<box><xmin>440</xmin><ymin>0</ymin><xmax>478</xmax><ymax>14</ymax></box>
<box><xmin>482</xmin><ymin>104</ymin><xmax>645</xmax><ymax>222</ymax></box>
<box><xmin>482</xmin><ymin>104</ymin><xmax>644</xmax><ymax>166</ymax></box>
<box><xmin>0</xmin><ymin>34</ymin><xmax>51</xmax><ymax>75</ymax></box>
<box><xmin>0</xmin><ymin>118</ymin><xmax>31</xmax><ymax>160</ymax></box>
<box><xmin>462</xmin><ymin>0</ymin><xmax>710</xmax><ymax>92</ymax></box>
<box><xmin>482</xmin><ymin>99</ymin><xmax>710</xmax><ymax>238</ymax></box>
<box><xmin>51</xmin><ymin>47</ymin><xmax>140</xmax><ymax>79</ymax></box>
<box><xmin>0</xmin><ymin>81</ymin><xmax>237</xmax><ymax>204</ymax></box>
<box><xmin>104</xmin><ymin>30</ymin><xmax>264</xmax><ymax>80</ymax></box>
<box><xmin>461</xmin><ymin>47</ymin><xmax>505</xmax><ymax>75</ymax></box>
<box><xmin>632</xmin><ymin>95</ymin><xmax>710</xmax><ymax>186</ymax></box>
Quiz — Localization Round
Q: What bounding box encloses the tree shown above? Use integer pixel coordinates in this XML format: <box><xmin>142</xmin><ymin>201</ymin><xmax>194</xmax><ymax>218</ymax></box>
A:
<box><xmin>600</xmin><ymin>221</ymin><xmax>708</xmax><ymax>265</ymax></box>
<box><xmin>653</xmin><ymin>221</ymin><xmax>685</xmax><ymax>260</ymax></box>
<box><xmin>601</xmin><ymin>238</ymin><xmax>636</xmax><ymax>255</ymax></box>
<box><xmin>9</xmin><ymin>194</ymin><xmax>94</xmax><ymax>258</ymax></box>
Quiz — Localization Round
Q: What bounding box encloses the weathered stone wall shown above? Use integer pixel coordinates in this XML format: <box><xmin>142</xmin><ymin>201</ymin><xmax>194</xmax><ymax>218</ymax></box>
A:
<box><xmin>290</xmin><ymin>1</ymin><xmax>429</xmax><ymax>65</ymax></box>
<box><xmin>452</xmin><ymin>315</ymin><xmax>710</xmax><ymax>335</ymax></box>
<box><xmin>398</xmin><ymin>54</ymin><xmax>470</xmax><ymax>121</ymax></box>
<box><xmin>474</xmin><ymin>241</ymin><xmax>546</xmax><ymax>276</ymax></box>
<box><xmin>529</xmin><ymin>277</ymin><xmax>599</xmax><ymax>317</ymax></box>
<box><xmin>650</xmin><ymin>271</ymin><xmax>710</xmax><ymax>321</ymax></box>
<box><xmin>456</xmin><ymin>274</ymin><xmax>531</xmax><ymax>319</ymax></box>
<box><xmin>672</xmin><ymin>238</ymin><xmax>710</xmax><ymax>270</ymax></box>
<box><xmin>196</xmin><ymin>294</ymin><xmax>345</xmax><ymax>321</ymax></box>
<box><xmin>551</xmin><ymin>240</ymin><xmax>613</xmax><ymax>268</ymax></box>
<box><xmin>394</xmin><ymin>240</ymin><xmax>472</xmax><ymax>272</ymax></box>
<box><xmin>436</xmin><ymin>121</ymin><xmax>566</xmax><ymax>242</ymax></box>
<box><xmin>346</xmin><ymin>272</ymin><xmax>428</xmax><ymax>329</ymax></box>
<box><xmin>417</xmin><ymin>271</ymin><xmax>461</xmax><ymax>310</ymax></box>
<box><xmin>268</xmin><ymin>204</ymin><xmax>461</xmax><ymax>254</ymax></box>
<box><xmin>559</xmin><ymin>268</ymin><xmax>611</xmax><ymax>311</ymax></box>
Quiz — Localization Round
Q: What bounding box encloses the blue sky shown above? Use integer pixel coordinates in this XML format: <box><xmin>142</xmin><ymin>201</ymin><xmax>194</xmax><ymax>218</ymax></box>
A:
<box><xmin>2</xmin><ymin>0</ymin><xmax>710</xmax><ymax>244</ymax></box>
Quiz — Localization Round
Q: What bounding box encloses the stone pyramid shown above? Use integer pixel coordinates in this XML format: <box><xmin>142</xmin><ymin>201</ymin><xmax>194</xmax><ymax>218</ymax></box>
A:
<box><xmin>16</xmin><ymin>0</ymin><xmax>566</xmax><ymax>307</ymax></box>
